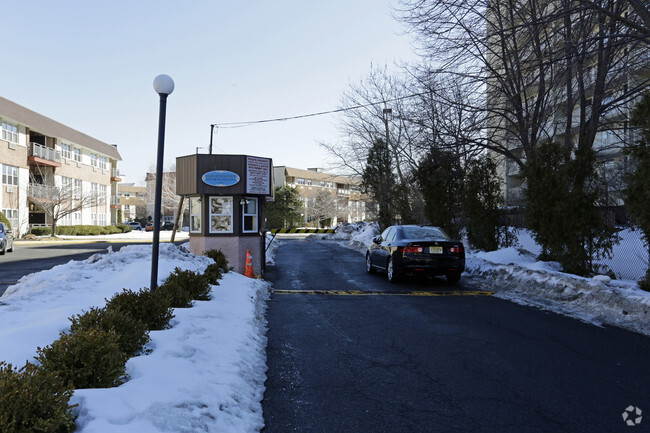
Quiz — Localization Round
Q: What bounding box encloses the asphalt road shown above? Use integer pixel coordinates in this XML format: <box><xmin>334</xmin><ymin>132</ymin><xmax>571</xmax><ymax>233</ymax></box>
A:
<box><xmin>262</xmin><ymin>238</ymin><xmax>650</xmax><ymax>433</ymax></box>
<box><xmin>0</xmin><ymin>239</ymin><xmax>184</xmax><ymax>297</ymax></box>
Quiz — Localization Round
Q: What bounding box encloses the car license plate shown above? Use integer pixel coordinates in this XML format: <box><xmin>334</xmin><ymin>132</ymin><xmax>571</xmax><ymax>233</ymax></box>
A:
<box><xmin>429</xmin><ymin>246</ymin><xmax>443</xmax><ymax>254</ymax></box>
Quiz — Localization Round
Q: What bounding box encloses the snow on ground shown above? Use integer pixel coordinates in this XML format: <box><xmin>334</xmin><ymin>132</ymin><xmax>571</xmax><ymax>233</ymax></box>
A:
<box><xmin>0</xmin><ymin>244</ymin><xmax>269</xmax><ymax>433</ymax></box>
<box><xmin>334</xmin><ymin>222</ymin><xmax>650</xmax><ymax>337</ymax></box>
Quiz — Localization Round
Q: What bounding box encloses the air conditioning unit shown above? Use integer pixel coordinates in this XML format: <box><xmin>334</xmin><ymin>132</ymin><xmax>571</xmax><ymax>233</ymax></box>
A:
<box><xmin>6</xmin><ymin>185</ymin><xmax>15</xmax><ymax>193</ymax></box>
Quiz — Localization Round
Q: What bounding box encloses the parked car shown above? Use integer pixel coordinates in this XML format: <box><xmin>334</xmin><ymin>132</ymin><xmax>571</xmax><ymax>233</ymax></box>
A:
<box><xmin>161</xmin><ymin>222</ymin><xmax>175</xmax><ymax>231</ymax></box>
<box><xmin>0</xmin><ymin>223</ymin><xmax>14</xmax><ymax>255</ymax></box>
<box><xmin>145</xmin><ymin>222</ymin><xmax>154</xmax><ymax>232</ymax></box>
<box><xmin>125</xmin><ymin>221</ymin><xmax>143</xmax><ymax>231</ymax></box>
<box><xmin>366</xmin><ymin>225</ymin><xmax>465</xmax><ymax>284</ymax></box>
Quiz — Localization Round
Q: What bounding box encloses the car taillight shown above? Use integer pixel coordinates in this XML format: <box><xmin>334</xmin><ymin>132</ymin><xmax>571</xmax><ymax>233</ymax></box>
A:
<box><xmin>449</xmin><ymin>245</ymin><xmax>464</xmax><ymax>254</ymax></box>
<box><xmin>403</xmin><ymin>246</ymin><xmax>424</xmax><ymax>253</ymax></box>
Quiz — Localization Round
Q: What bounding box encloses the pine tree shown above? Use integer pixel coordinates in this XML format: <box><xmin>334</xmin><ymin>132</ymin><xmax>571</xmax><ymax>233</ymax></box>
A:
<box><xmin>414</xmin><ymin>148</ymin><xmax>464</xmax><ymax>239</ymax></box>
<box><xmin>361</xmin><ymin>139</ymin><xmax>396</xmax><ymax>230</ymax></box>
<box><xmin>266</xmin><ymin>186</ymin><xmax>304</xmax><ymax>229</ymax></box>
<box><xmin>464</xmin><ymin>155</ymin><xmax>510</xmax><ymax>251</ymax></box>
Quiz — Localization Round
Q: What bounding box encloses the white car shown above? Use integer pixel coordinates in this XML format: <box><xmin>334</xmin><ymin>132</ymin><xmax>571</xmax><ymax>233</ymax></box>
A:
<box><xmin>125</xmin><ymin>221</ymin><xmax>143</xmax><ymax>231</ymax></box>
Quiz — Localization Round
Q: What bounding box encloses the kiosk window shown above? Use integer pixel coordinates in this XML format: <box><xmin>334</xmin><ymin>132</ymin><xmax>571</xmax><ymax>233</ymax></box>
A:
<box><xmin>242</xmin><ymin>197</ymin><xmax>258</xmax><ymax>233</ymax></box>
<box><xmin>209</xmin><ymin>196</ymin><xmax>233</xmax><ymax>233</ymax></box>
<box><xmin>190</xmin><ymin>197</ymin><xmax>201</xmax><ymax>233</ymax></box>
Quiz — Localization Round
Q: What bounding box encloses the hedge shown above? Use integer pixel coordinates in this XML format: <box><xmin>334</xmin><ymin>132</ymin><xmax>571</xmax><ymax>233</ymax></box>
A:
<box><xmin>29</xmin><ymin>225</ymin><xmax>133</xmax><ymax>236</ymax></box>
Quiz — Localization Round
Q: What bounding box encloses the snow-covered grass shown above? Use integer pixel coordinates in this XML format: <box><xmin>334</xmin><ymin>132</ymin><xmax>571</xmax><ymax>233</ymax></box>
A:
<box><xmin>0</xmin><ymin>244</ymin><xmax>269</xmax><ymax>433</ymax></box>
<box><xmin>334</xmin><ymin>222</ymin><xmax>650</xmax><ymax>337</ymax></box>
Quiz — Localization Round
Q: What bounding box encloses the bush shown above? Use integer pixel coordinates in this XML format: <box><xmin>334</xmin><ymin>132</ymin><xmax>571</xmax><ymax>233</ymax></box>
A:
<box><xmin>161</xmin><ymin>267</ymin><xmax>212</xmax><ymax>303</ymax></box>
<box><xmin>156</xmin><ymin>280</ymin><xmax>194</xmax><ymax>308</ymax></box>
<box><xmin>104</xmin><ymin>225</ymin><xmax>120</xmax><ymax>234</ymax></box>
<box><xmin>0</xmin><ymin>361</ymin><xmax>76</xmax><ymax>433</ymax></box>
<box><xmin>105</xmin><ymin>288</ymin><xmax>174</xmax><ymax>331</ymax></box>
<box><xmin>30</xmin><ymin>227</ymin><xmax>52</xmax><ymax>236</ymax></box>
<box><xmin>204</xmin><ymin>249</ymin><xmax>231</xmax><ymax>274</ymax></box>
<box><xmin>36</xmin><ymin>328</ymin><xmax>128</xmax><ymax>389</ymax></box>
<box><xmin>56</xmin><ymin>226</ymin><xmax>77</xmax><ymax>236</ymax></box>
<box><xmin>203</xmin><ymin>263</ymin><xmax>223</xmax><ymax>286</ymax></box>
<box><xmin>69</xmin><ymin>307</ymin><xmax>150</xmax><ymax>357</ymax></box>
<box><xmin>116</xmin><ymin>224</ymin><xmax>133</xmax><ymax>233</ymax></box>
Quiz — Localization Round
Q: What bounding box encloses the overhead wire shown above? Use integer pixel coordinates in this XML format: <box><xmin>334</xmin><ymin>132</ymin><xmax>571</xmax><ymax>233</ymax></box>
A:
<box><xmin>213</xmin><ymin>90</ymin><xmax>432</xmax><ymax>129</ymax></box>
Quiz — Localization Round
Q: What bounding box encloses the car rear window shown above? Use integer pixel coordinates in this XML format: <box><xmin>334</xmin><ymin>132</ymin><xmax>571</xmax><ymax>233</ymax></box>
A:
<box><xmin>401</xmin><ymin>227</ymin><xmax>449</xmax><ymax>240</ymax></box>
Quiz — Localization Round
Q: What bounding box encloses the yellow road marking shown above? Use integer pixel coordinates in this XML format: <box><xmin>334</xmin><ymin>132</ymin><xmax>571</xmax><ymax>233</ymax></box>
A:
<box><xmin>273</xmin><ymin>289</ymin><xmax>494</xmax><ymax>296</ymax></box>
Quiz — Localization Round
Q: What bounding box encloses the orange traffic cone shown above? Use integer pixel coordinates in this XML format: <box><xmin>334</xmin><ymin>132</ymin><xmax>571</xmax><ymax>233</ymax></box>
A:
<box><xmin>245</xmin><ymin>250</ymin><xmax>254</xmax><ymax>278</ymax></box>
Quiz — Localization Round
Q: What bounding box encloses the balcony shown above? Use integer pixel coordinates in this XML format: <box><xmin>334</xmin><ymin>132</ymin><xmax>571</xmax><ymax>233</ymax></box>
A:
<box><xmin>28</xmin><ymin>143</ymin><xmax>62</xmax><ymax>168</ymax></box>
<box><xmin>28</xmin><ymin>183</ymin><xmax>58</xmax><ymax>200</ymax></box>
<box><xmin>111</xmin><ymin>168</ymin><xmax>122</xmax><ymax>182</ymax></box>
<box><xmin>110</xmin><ymin>196</ymin><xmax>121</xmax><ymax>209</ymax></box>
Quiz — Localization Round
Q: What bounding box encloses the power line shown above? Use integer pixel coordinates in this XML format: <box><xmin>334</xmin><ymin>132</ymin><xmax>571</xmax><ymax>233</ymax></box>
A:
<box><xmin>214</xmin><ymin>91</ymin><xmax>430</xmax><ymax>129</ymax></box>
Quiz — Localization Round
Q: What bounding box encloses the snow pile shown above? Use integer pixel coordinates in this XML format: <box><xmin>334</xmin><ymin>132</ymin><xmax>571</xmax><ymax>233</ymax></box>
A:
<box><xmin>265</xmin><ymin>232</ymin><xmax>283</xmax><ymax>265</ymax></box>
<box><xmin>333</xmin><ymin>222</ymin><xmax>379</xmax><ymax>252</ymax></box>
<box><xmin>0</xmin><ymin>244</ymin><xmax>270</xmax><ymax>433</ymax></box>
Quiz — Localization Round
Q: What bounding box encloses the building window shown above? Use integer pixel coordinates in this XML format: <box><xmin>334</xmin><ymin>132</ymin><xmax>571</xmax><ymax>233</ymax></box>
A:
<box><xmin>91</xmin><ymin>154</ymin><xmax>98</xmax><ymax>167</ymax></box>
<box><xmin>73</xmin><ymin>212</ymin><xmax>81</xmax><ymax>224</ymax></box>
<box><xmin>306</xmin><ymin>179</ymin><xmax>312</xmax><ymax>186</ymax></box>
<box><xmin>91</xmin><ymin>213</ymin><xmax>97</xmax><ymax>225</ymax></box>
<box><xmin>99</xmin><ymin>156</ymin><xmax>107</xmax><ymax>170</ymax></box>
<box><xmin>296</xmin><ymin>178</ymin><xmax>305</xmax><ymax>185</ymax></box>
<box><xmin>1</xmin><ymin>122</ymin><xmax>18</xmax><ymax>144</ymax></box>
<box><xmin>99</xmin><ymin>184</ymin><xmax>107</xmax><ymax>200</ymax></box>
<box><xmin>2</xmin><ymin>165</ymin><xmax>18</xmax><ymax>186</ymax></box>
<box><xmin>73</xmin><ymin>179</ymin><xmax>82</xmax><ymax>199</ymax></box>
<box><xmin>1</xmin><ymin>208</ymin><xmax>18</xmax><ymax>229</ymax></box>
<box><xmin>189</xmin><ymin>196</ymin><xmax>201</xmax><ymax>233</ymax></box>
<box><xmin>73</xmin><ymin>148</ymin><xmax>82</xmax><ymax>162</ymax></box>
<box><xmin>242</xmin><ymin>197</ymin><xmax>258</xmax><ymax>233</ymax></box>
<box><xmin>61</xmin><ymin>143</ymin><xmax>71</xmax><ymax>160</ymax></box>
<box><xmin>98</xmin><ymin>214</ymin><xmax>106</xmax><ymax>226</ymax></box>
<box><xmin>209</xmin><ymin>196</ymin><xmax>233</xmax><ymax>233</ymax></box>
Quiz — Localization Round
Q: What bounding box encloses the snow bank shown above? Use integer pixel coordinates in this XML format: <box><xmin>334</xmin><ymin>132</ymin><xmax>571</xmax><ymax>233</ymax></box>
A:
<box><xmin>332</xmin><ymin>221</ymin><xmax>379</xmax><ymax>253</ymax></box>
<box><xmin>0</xmin><ymin>244</ymin><xmax>270</xmax><ymax>433</ymax></box>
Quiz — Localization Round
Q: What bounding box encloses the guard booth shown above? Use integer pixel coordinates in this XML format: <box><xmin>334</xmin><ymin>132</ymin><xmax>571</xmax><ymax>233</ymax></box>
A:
<box><xmin>176</xmin><ymin>154</ymin><xmax>273</xmax><ymax>276</ymax></box>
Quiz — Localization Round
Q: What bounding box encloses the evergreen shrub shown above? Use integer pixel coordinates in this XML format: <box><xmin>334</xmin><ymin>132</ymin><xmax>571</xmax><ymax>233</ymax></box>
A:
<box><xmin>30</xmin><ymin>227</ymin><xmax>52</xmax><ymax>236</ymax></box>
<box><xmin>69</xmin><ymin>307</ymin><xmax>150</xmax><ymax>357</ymax></box>
<box><xmin>203</xmin><ymin>263</ymin><xmax>223</xmax><ymax>286</ymax></box>
<box><xmin>161</xmin><ymin>267</ymin><xmax>212</xmax><ymax>302</ymax></box>
<box><xmin>0</xmin><ymin>361</ymin><xmax>76</xmax><ymax>433</ymax></box>
<box><xmin>116</xmin><ymin>224</ymin><xmax>133</xmax><ymax>233</ymax></box>
<box><xmin>204</xmin><ymin>249</ymin><xmax>231</xmax><ymax>274</ymax></box>
<box><xmin>36</xmin><ymin>328</ymin><xmax>128</xmax><ymax>389</ymax></box>
<box><xmin>105</xmin><ymin>288</ymin><xmax>174</xmax><ymax>330</ymax></box>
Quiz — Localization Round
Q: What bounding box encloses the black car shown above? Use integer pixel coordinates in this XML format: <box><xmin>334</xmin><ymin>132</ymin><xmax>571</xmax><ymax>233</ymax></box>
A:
<box><xmin>366</xmin><ymin>225</ymin><xmax>465</xmax><ymax>283</ymax></box>
<box><xmin>0</xmin><ymin>222</ymin><xmax>14</xmax><ymax>255</ymax></box>
<box><xmin>161</xmin><ymin>222</ymin><xmax>175</xmax><ymax>231</ymax></box>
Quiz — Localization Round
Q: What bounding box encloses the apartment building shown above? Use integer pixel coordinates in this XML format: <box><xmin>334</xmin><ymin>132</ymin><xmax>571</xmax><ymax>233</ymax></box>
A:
<box><xmin>0</xmin><ymin>96</ymin><xmax>122</xmax><ymax>236</ymax></box>
<box><xmin>485</xmin><ymin>4</ymin><xmax>649</xmax><ymax>207</ymax></box>
<box><xmin>117</xmin><ymin>183</ymin><xmax>147</xmax><ymax>222</ymax></box>
<box><xmin>273</xmin><ymin>166</ymin><xmax>374</xmax><ymax>226</ymax></box>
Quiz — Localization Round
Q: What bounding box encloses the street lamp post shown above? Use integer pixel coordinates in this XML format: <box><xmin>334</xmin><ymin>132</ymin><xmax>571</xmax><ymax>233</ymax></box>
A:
<box><xmin>150</xmin><ymin>74</ymin><xmax>174</xmax><ymax>291</ymax></box>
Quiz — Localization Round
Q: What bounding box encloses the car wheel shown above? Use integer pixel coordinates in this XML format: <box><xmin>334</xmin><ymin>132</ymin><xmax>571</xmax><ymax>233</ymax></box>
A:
<box><xmin>366</xmin><ymin>253</ymin><xmax>376</xmax><ymax>274</ymax></box>
<box><xmin>8</xmin><ymin>241</ymin><xmax>13</xmax><ymax>252</ymax></box>
<box><xmin>446</xmin><ymin>271</ymin><xmax>461</xmax><ymax>284</ymax></box>
<box><xmin>386</xmin><ymin>257</ymin><xmax>401</xmax><ymax>283</ymax></box>
<box><xmin>0</xmin><ymin>242</ymin><xmax>5</xmax><ymax>256</ymax></box>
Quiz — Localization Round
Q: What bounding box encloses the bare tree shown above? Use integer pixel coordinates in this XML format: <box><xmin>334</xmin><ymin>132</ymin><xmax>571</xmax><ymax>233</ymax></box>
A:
<box><xmin>28</xmin><ymin>168</ymin><xmax>104</xmax><ymax>237</ymax></box>
<box><xmin>308</xmin><ymin>189</ymin><xmax>337</xmax><ymax>228</ymax></box>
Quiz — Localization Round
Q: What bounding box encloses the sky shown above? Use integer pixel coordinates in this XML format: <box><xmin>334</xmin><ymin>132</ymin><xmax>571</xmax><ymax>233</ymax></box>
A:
<box><xmin>2</xmin><ymin>1</ymin><xmax>417</xmax><ymax>185</ymax></box>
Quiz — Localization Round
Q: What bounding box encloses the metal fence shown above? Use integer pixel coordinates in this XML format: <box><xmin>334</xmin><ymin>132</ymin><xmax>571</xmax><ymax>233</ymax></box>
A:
<box><xmin>504</xmin><ymin>208</ymin><xmax>649</xmax><ymax>282</ymax></box>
